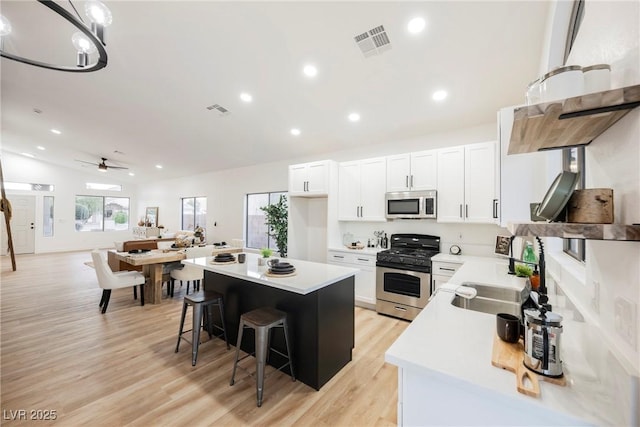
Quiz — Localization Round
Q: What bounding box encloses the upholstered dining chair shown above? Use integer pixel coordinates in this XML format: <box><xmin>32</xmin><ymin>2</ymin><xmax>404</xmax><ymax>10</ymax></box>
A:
<box><xmin>168</xmin><ymin>246</ymin><xmax>212</xmax><ymax>297</ymax></box>
<box><xmin>91</xmin><ymin>250</ymin><xmax>146</xmax><ymax>313</ymax></box>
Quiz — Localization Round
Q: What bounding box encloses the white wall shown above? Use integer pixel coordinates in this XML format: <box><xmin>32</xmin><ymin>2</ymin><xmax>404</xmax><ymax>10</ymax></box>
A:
<box><xmin>137</xmin><ymin>159</ymin><xmax>290</xmax><ymax>245</ymax></box>
<box><xmin>142</xmin><ymin>121</ymin><xmax>499</xmax><ymax>255</ymax></box>
<box><xmin>535</xmin><ymin>1</ymin><xmax>639</xmax><ymax>424</ymax></box>
<box><xmin>545</xmin><ymin>0</ymin><xmax>640</xmax><ymax>370</ymax></box>
<box><xmin>1</xmin><ymin>152</ymin><xmax>139</xmax><ymax>253</ymax></box>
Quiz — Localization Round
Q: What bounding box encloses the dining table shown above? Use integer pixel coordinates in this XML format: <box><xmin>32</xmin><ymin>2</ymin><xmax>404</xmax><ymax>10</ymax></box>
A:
<box><xmin>111</xmin><ymin>246</ymin><xmax>241</xmax><ymax>303</ymax></box>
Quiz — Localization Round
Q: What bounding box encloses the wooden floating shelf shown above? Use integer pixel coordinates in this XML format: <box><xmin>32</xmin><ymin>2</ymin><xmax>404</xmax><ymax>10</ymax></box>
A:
<box><xmin>508</xmin><ymin>84</ymin><xmax>640</xmax><ymax>155</ymax></box>
<box><xmin>507</xmin><ymin>222</ymin><xmax>640</xmax><ymax>241</ymax></box>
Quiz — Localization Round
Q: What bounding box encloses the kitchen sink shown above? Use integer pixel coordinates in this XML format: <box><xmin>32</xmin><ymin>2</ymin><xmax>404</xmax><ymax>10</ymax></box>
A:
<box><xmin>450</xmin><ymin>283</ymin><xmax>527</xmax><ymax>318</ymax></box>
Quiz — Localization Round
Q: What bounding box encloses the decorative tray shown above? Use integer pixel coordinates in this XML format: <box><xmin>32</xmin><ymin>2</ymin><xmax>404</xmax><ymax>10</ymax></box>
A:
<box><xmin>210</xmin><ymin>260</ymin><xmax>237</xmax><ymax>265</ymax></box>
<box><xmin>265</xmin><ymin>270</ymin><xmax>297</xmax><ymax>278</ymax></box>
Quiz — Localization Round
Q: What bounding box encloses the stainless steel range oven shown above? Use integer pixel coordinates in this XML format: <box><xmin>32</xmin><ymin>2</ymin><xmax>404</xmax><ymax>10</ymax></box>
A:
<box><xmin>376</xmin><ymin>234</ymin><xmax>440</xmax><ymax>321</ymax></box>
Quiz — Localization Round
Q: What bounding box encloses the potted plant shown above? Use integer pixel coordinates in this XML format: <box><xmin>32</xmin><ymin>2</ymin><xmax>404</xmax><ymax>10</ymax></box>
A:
<box><xmin>514</xmin><ymin>264</ymin><xmax>533</xmax><ymax>278</ymax></box>
<box><xmin>258</xmin><ymin>247</ymin><xmax>273</xmax><ymax>266</ymax></box>
<box><xmin>260</xmin><ymin>247</ymin><xmax>273</xmax><ymax>258</ymax></box>
<box><xmin>260</xmin><ymin>194</ymin><xmax>288</xmax><ymax>257</ymax></box>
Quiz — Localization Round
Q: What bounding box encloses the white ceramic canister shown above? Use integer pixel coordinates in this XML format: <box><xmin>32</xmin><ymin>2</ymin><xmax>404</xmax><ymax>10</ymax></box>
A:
<box><xmin>540</xmin><ymin>65</ymin><xmax>583</xmax><ymax>103</ymax></box>
<box><xmin>582</xmin><ymin>64</ymin><xmax>611</xmax><ymax>94</ymax></box>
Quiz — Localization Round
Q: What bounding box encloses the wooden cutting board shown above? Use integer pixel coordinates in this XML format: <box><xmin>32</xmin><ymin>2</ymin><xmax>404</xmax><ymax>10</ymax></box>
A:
<box><xmin>491</xmin><ymin>334</ymin><xmax>541</xmax><ymax>397</ymax></box>
<box><xmin>491</xmin><ymin>334</ymin><xmax>566</xmax><ymax>398</ymax></box>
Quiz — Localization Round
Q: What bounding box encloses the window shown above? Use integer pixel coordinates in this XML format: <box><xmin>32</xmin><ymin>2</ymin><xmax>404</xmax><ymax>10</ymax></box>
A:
<box><xmin>181</xmin><ymin>197</ymin><xmax>206</xmax><ymax>231</ymax></box>
<box><xmin>75</xmin><ymin>196</ymin><xmax>130</xmax><ymax>232</ymax></box>
<box><xmin>5</xmin><ymin>182</ymin><xmax>54</xmax><ymax>191</ymax></box>
<box><xmin>562</xmin><ymin>147</ymin><xmax>585</xmax><ymax>261</ymax></box>
<box><xmin>246</xmin><ymin>191</ymin><xmax>286</xmax><ymax>250</ymax></box>
<box><xmin>43</xmin><ymin>196</ymin><xmax>54</xmax><ymax>237</ymax></box>
<box><xmin>86</xmin><ymin>182</ymin><xmax>122</xmax><ymax>191</ymax></box>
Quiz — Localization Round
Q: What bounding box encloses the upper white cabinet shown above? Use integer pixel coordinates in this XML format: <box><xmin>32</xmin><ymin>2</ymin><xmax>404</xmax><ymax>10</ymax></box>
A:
<box><xmin>498</xmin><ymin>106</ymin><xmax>546</xmax><ymax>227</ymax></box>
<box><xmin>288</xmin><ymin>160</ymin><xmax>332</xmax><ymax>197</ymax></box>
<box><xmin>386</xmin><ymin>150</ymin><xmax>437</xmax><ymax>192</ymax></box>
<box><xmin>437</xmin><ymin>141</ymin><xmax>498</xmax><ymax>224</ymax></box>
<box><xmin>338</xmin><ymin>157</ymin><xmax>387</xmax><ymax>221</ymax></box>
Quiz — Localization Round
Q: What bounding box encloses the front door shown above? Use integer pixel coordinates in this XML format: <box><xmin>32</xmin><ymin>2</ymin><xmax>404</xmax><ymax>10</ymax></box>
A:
<box><xmin>6</xmin><ymin>195</ymin><xmax>36</xmax><ymax>254</ymax></box>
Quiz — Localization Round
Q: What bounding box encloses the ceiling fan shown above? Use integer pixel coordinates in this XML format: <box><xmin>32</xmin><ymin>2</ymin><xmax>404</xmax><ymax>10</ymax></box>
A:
<box><xmin>76</xmin><ymin>157</ymin><xmax>128</xmax><ymax>171</ymax></box>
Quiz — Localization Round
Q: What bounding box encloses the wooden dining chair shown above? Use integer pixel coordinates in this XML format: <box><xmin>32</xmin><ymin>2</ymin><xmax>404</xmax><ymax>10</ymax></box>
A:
<box><xmin>91</xmin><ymin>250</ymin><xmax>146</xmax><ymax>313</ymax></box>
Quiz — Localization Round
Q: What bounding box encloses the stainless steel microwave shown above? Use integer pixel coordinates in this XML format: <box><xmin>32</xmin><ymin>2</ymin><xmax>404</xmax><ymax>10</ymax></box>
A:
<box><xmin>385</xmin><ymin>190</ymin><xmax>437</xmax><ymax>219</ymax></box>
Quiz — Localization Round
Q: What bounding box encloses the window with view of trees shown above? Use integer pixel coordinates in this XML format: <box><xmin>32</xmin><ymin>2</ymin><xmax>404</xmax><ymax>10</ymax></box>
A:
<box><xmin>563</xmin><ymin>147</ymin><xmax>585</xmax><ymax>262</ymax></box>
<box><xmin>75</xmin><ymin>196</ymin><xmax>129</xmax><ymax>232</ymax></box>
<box><xmin>246</xmin><ymin>191</ymin><xmax>286</xmax><ymax>250</ymax></box>
<box><xmin>181</xmin><ymin>197</ymin><xmax>207</xmax><ymax>231</ymax></box>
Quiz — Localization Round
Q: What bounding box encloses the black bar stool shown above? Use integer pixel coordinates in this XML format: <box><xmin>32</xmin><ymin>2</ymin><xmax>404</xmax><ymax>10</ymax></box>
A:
<box><xmin>175</xmin><ymin>290</ymin><xmax>229</xmax><ymax>366</ymax></box>
<box><xmin>229</xmin><ymin>307</ymin><xmax>295</xmax><ymax>407</ymax></box>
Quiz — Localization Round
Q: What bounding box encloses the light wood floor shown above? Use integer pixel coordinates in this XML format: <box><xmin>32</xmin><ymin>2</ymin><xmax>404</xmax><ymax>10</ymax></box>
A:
<box><xmin>1</xmin><ymin>251</ymin><xmax>409</xmax><ymax>426</ymax></box>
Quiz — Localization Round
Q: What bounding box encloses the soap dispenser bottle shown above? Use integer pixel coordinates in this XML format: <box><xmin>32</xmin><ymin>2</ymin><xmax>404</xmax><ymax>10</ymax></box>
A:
<box><xmin>523</xmin><ymin>242</ymin><xmax>537</xmax><ymax>264</ymax></box>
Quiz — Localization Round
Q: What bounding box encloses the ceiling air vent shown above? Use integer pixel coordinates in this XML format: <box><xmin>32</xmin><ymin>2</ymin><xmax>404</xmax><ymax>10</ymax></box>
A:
<box><xmin>354</xmin><ymin>25</ymin><xmax>392</xmax><ymax>58</ymax></box>
<box><xmin>206</xmin><ymin>104</ymin><xmax>230</xmax><ymax>116</ymax></box>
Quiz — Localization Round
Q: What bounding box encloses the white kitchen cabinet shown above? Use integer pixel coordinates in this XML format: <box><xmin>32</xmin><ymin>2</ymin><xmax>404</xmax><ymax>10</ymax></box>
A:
<box><xmin>327</xmin><ymin>250</ymin><xmax>376</xmax><ymax>307</ymax></box>
<box><xmin>437</xmin><ymin>141</ymin><xmax>498</xmax><ymax>224</ymax></box>
<box><xmin>497</xmin><ymin>106</ymin><xmax>546</xmax><ymax>227</ymax></box>
<box><xmin>288</xmin><ymin>160</ymin><xmax>332</xmax><ymax>197</ymax></box>
<box><xmin>386</xmin><ymin>150</ymin><xmax>437</xmax><ymax>192</ymax></box>
<box><xmin>338</xmin><ymin>157</ymin><xmax>386</xmax><ymax>221</ymax></box>
<box><xmin>431</xmin><ymin>260</ymin><xmax>462</xmax><ymax>292</ymax></box>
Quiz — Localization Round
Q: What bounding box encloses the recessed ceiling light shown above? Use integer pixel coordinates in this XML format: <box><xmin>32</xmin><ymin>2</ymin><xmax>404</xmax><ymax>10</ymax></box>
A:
<box><xmin>290</xmin><ymin>128</ymin><xmax>301</xmax><ymax>136</ymax></box>
<box><xmin>50</xmin><ymin>129</ymin><xmax>61</xmax><ymax>135</ymax></box>
<box><xmin>303</xmin><ymin>64</ymin><xmax>317</xmax><ymax>78</ymax></box>
<box><xmin>37</xmin><ymin>146</ymin><xmax>46</xmax><ymax>150</ymax></box>
<box><xmin>240</xmin><ymin>92</ymin><xmax>253</xmax><ymax>103</ymax></box>
<box><xmin>348</xmin><ymin>113</ymin><xmax>361</xmax><ymax>122</ymax></box>
<box><xmin>21</xmin><ymin>152</ymin><xmax>35</xmax><ymax>158</ymax></box>
<box><xmin>408</xmin><ymin>17</ymin><xmax>426</xmax><ymax>34</ymax></box>
<box><xmin>432</xmin><ymin>90</ymin><xmax>448</xmax><ymax>101</ymax></box>
<box><xmin>128</xmin><ymin>172</ymin><xmax>135</xmax><ymax>176</ymax></box>
<box><xmin>155</xmin><ymin>164</ymin><xmax>163</xmax><ymax>169</ymax></box>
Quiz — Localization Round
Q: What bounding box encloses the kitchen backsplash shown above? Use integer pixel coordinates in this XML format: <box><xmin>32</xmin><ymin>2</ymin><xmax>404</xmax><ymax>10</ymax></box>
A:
<box><xmin>336</xmin><ymin>221</ymin><xmax>507</xmax><ymax>257</ymax></box>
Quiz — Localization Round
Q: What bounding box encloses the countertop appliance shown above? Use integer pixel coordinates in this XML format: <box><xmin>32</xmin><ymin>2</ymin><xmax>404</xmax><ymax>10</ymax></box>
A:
<box><xmin>385</xmin><ymin>190</ymin><xmax>437</xmax><ymax>219</ymax></box>
<box><xmin>523</xmin><ymin>308</ymin><xmax>564</xmax><ymax>378</ymax></box>
<box><xmin>376</xmin><ymin>233</ymin><xmax>440</xmax><ymax>320</ymax></box>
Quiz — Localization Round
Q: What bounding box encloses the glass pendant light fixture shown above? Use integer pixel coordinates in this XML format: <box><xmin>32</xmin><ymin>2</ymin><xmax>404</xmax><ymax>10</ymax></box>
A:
<box><xmin>71</xmin><ymin>32</ymin><xmax>98</xmax><ymax>68</ymax></box>
<box><xmin>0</xmin><ymin>0</ymin><xmax>112</xmax><ymax>73</ymax></box>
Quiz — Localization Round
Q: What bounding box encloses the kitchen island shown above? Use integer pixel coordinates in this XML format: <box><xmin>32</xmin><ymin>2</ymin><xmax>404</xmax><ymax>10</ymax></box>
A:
<box><xmin>182</xmin><ymin>253</ymin><xmax>358</xmax><ymax>390</ymax></box>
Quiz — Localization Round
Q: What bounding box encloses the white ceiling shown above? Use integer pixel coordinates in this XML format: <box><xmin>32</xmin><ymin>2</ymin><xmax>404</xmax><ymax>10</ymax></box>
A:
<box><xmin>0</xmin><ymin>1</ymin><xmax>550</xmax><ymax>182</ymax></box>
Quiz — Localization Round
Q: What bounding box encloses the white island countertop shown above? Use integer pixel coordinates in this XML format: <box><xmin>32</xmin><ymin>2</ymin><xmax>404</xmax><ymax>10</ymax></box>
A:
<box><xmin>385</xmin><ymin>258</ymin><xmax>620</xmax><ymax>426</ymax></box>
<box><xmin>182</xmin><ymin>253</ymin><xmax>358</xmax><ymax>295</ymax></box>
